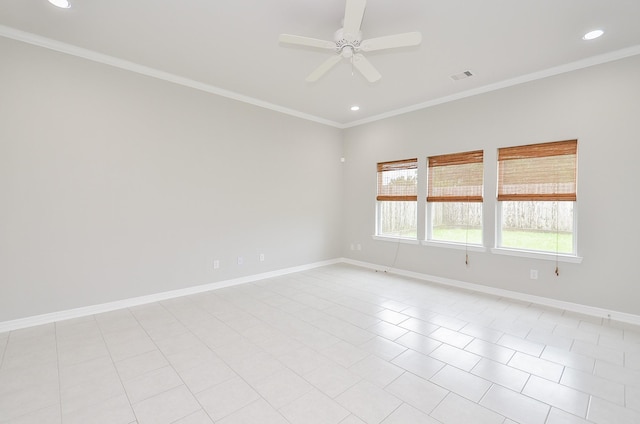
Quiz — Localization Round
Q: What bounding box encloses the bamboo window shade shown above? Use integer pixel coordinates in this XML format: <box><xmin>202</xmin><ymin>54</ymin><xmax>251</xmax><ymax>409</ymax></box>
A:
<box><xmin>427</xmin><ymin>150</ymin><xmax>484</xmax><ymax>202</ymax></box>
<box><xmin>377</xmin><ymin>159</ymin><xmax>418</xmax><ymax>201</ymax></box>
<box><xmin>497</xmin><ymin>140</ymin><xmax>577</xmax><ymax>201</ymax></box>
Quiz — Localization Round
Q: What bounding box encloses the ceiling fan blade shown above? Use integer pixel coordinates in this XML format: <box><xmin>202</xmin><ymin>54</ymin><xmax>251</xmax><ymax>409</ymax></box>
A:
<box><xmin>352</xmin><ymin>53</ymin><xmax>381</xmax><ymax>82</ymax></box>
<box><xmin>343</xmin><ymin>0</ymin><xmax>366</xmax><ymax>37</ymax></box>
<box><xmin>279</xmin><ymin>34</ymin><xmax>335</xmax><ymax>50</ymax></box>
<box><xmin>360</xmin><ymin>32</ymin><xmax>422</xmax><ymax>52</ymax></box>
<box><xmin>306</xmin><ymin>55</ymin><xmax>343</xmax><ymax>82</ymax></box>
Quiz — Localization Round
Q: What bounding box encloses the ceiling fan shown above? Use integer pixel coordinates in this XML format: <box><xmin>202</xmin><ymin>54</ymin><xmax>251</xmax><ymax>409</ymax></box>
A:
<box><xmin>279</xmin><ymin>0</ymin><xmax>422</xmax><ymax>83</ymax></box>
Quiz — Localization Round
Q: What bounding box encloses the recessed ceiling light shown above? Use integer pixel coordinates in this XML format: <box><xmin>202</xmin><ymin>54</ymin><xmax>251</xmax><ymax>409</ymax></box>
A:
<box><xmin>350</xmin><ymin>105</ymin><xmax>360</xmax><ymax>111</ymax></box>
<box><xmin>583</xmin><ymin>29</ymin><xmax>604</xmax><ymax>40</ymax></box>
<box><xmin>48</xmin><ymin>0</ymin><xmax>70</xmax><ymax>8</ymax></box>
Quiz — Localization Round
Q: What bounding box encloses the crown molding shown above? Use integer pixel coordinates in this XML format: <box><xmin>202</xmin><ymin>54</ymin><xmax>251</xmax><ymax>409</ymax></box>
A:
<box><xmin>0</xmin><ymin>25</ymin><xmax>342</xmax><ymax>128</ymax></box>
<box><xmin>343</xmin><ymin>44</ymin><xmax>640</xmax><ymax>128</ymax></box>
<box><xmin>2</xmin><ymin>25</ymin><xmax>639</xmax><ymax>129</ymax></box>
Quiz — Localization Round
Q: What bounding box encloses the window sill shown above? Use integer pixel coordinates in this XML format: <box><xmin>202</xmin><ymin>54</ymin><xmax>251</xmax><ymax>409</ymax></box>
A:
<box><xmin>491</xmin><ymin>248</ymin><xmax>583</xmax><ymax>263</ymax></box>
<box><xmin>421</xmin><ymin>240</ymin><xmax>487</xmax><ymax>252</ymax></box>
<box><xmin>371</xmin><ymin>235</ymin><xmax>420</xmax><ymax>245</ymax></box>
<box><xmin>369</xmin><ymin>237</ymin><xmax>583</xmax><ymax>263</ymax></box>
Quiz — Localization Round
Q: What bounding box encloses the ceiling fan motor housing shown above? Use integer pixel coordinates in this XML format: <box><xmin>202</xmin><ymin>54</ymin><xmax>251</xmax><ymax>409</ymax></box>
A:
<box><xmin>334</xmin><ymin>28</ymin><xmax>362</xmax><ymax>57</ymax></box>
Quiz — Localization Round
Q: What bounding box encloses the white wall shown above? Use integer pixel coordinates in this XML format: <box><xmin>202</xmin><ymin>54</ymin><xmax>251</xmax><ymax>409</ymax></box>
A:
<box><xmin>342</xmin><ymin>54</ymin><xmax>640</xmax><ymax>316</ymax></box>
<box><xmin>2</xmin><ymin>33</ymin><xmax>639</xmax><ymax>324</ymax></box>
<box><xmin>0</xmin><ymin>37</ymin><xmax>344</xmax><ymax>322</ymax></box>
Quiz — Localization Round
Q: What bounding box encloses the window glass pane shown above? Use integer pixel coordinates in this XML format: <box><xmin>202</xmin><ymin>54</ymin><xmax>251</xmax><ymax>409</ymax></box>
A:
<box><xmin>500</xmin><ymin>201</ymin><xmax>574</xmax><ymax>254</ymax></box>
<box><xmin>379</xmin><ymin>201</ymin><xmax>417</xmax><ymax>238</ymax></box>
<box><xmin>377</xmin><ymin>167</ymin><xmax>417</xmax><ymax>200</ymax></box>
<box><xmin>430</xmin><ymin>202</ymin><xmax>482</xmax><ymax>244</ymax></box>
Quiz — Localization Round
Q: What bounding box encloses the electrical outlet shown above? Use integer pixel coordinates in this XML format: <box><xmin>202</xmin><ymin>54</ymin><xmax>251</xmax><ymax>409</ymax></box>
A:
<box><xmin>530</xmin><ymin>269</ymin><xmax>538</xmax><ymax>280</ymax></box>
<box><xmin>356</xmin><ymin>243</ymin><xmax>362</xmax><ymax>251</ymax></box>
<box><xmin>350</xmin><ymin>243</ymin><xmax>355</xmax><ymax>251</ymax></box>
<box><xmin>213</xmin><ymin>260</ymin><xmax>220</xmax><ymax>269</ymax></box>
<box><xmin>237</xmin><ymin>256</ymin><xmax>243</xmax><ymax>265</ymax></box>
<box><xmin>259</xmin><ymin>253</ymin><xmax>265</xmax><ymax>262</ymax></box>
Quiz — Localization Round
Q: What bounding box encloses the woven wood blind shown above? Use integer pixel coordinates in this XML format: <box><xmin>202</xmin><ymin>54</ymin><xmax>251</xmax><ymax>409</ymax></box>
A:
<box><xmin>377</xmin><ymin>158</ymin><xmax>418</xmax><ymax>201</ymax></box>
<box><xmin>427</xmin><ymin>150</ymin><xmax>484</xmax><ymax>202</ymax></box>
<box><xmin>497</xmin><ymin>140</ymin><xmax>577</xmax><ymax>201</ymax></box>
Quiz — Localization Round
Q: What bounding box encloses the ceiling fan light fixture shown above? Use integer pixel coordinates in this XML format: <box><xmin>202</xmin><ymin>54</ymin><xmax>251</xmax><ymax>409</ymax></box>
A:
<box><xmin>342</xmin><ymin>46</ymin><xmax>355</xmax><ymax>58</ymax></box>
<box><xmin>48</xmin><ymin>0</ymin><xmax>70</xmax><ymax>8</ymax></box>
<box><xmin>583</xmin><ymin>29</ymin><xmax>604</xmax><ymax>40</ymax></box>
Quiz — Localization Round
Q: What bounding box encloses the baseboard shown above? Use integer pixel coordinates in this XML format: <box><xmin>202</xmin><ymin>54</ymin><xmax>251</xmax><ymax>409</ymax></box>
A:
<box><xmin>340</xmin><ymin>258</ymin><xmax>640</xmax><ymax>327</ymax></box>
<box><xmin>0</xmin><ymin>258</ymin><xmax>341</xmax><ymax>333</ymax></box>
<box><xmin>3</xmin><ymin>256</ymin><xmax>639</xmax><ymax>333</ymax></box>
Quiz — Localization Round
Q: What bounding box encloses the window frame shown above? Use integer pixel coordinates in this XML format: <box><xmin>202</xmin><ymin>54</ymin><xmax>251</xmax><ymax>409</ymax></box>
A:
<box><xmin>495</xmin><ymin>140</ymin><xmax>579</xmax><ymax>257</ymax></box>
<box><xmin>375</xmin><ymin>158</ymin><xmax>418</xmax><ymax>239</ymax></box>
<box><xmin>425</xmin><ymin>150</ymin><xmax>484</xmax><ymax>246</ymax></box>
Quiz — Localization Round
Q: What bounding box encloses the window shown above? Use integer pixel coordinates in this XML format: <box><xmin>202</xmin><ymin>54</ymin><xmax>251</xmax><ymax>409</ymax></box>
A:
<box><xmin>497</xmin><ymin>140</ymin><xmax>578</xmax><ymax>255</ymax></box>
<box><xmin>376</xmin><ymin>159</ymin><xmax>418</xmax><ymax>238</ymax></box>
<box><xmin>427</xmin><ymin>150</ymin><xmax>484</xmax><ymax>245</ymax></box>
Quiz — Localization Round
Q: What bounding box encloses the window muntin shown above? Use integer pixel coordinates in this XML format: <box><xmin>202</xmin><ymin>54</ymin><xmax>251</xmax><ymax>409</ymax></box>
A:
<box><xmin>427</xmin><ymin>150</ymin><xmax>483</xmax><ymax>245</ymax></box>
<box><xmin>497</xmin><ymin>140</ymin><xmax>578</xmax><ymax>255</ymax></box>
<box><xmin>376</xmin><ymin>159</ymin><xmax>418</xmax><ymax>238</ymax></box>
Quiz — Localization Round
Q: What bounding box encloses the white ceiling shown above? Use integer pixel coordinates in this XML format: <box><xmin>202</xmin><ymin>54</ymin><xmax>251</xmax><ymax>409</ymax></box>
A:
<box><xmin>2</xmin><ymin>0</ymin><xmax>640</xmax><ymax>127</ymax></box>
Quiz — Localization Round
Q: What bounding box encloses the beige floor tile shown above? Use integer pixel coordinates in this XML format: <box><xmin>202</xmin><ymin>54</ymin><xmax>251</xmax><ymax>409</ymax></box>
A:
<box><xmin>279</xmin><ymin>389</ymin><xmax>350</xmax><ymax>424</ymax></box>
<box><xmin>252</xmin><ymin>368</ymin><xmax>313</xmax><ymax>409</ymax></box>
<box><xmin>122</xmin><ymin>365</ymin><xmax>183</xmax><ymax>403</ymax></box>
<box><xmin>172</xmin><ymin>409</ymin><xmax>214</xmax><ymax>424</ymax></box>
<box><xmin>470</xmin><ymin>358</ymin><xmax>530</xmax><ymax>392</ymax></box>
<box><xmin>391</xmin><ymin>349</ymin><xmax>445</xmax><ymax>380</ymax></box>
<box><xmin>385</xmin><ymin>372</ymin><xmax>448</xmax><ymax>414</ymax></box>
<box><xmin>63</xmin><ymin>393</ymin><xmax>134</xmax><ymax>424</ymax></box>
<box><xmin>115</xmin><ymin>350</ymin><xmax>170</xmax><ymax>381</ymax></box>
<box><xmin>430</xmin><ymin>365</ymin><xmax>491</xmax><ymax>402</ymax></box>
<box><xmin>2</xmin><ymin>266</ymin><xmax>640</xmax><ymax>424</ymax></box>
<box><xmin>380</xmin><ymin>403</ymin><xmax>440</xmax><ymax>424</ymax></box>
<box><xmin>304</xmin><ymin>363</ymin><xmax>361</xmax><ymax>398</ymax></box>
<box><xmin>464</xmin><ymin>338</ymin><xmax>515</xmax><ymax>364</ymax></box>
<box><xmin>508</xmin><ymin>352</ymin><xmax>564</xmax><ymax>382</ymax></box>
<box><xmin>395</xmin><ymin>332</ymin><xmax>441</xmax><ymax>355</ymax></box>
<box><xmin>177</xmin><ymin>357</ymin><xmax>237</xmax><ymax>394</ymax></box>
<box><xmin>480</xmin><ymin>384</ymin><xmax>549</xmax><ymax>424</ymax></box>
<box><xmin>560</xmin><ymin>367</ymin><xmax>625</xmax><ymax>405</ymax></box>
<box><xmin>217</xmin><ymin>399</ymin><xmax>289</xmax><ymax>424</ymax></box>
<box><xmin>195</xmin><ymin>377</ymin><xmax>260</xmax><ymax>421</ymax></box>
<box><xmin>522</xmin><ymin>376</ymin><xmax>589</xmax><ymax>417</ymax></box>
<box><xmin>431</xmin><ymin>393</ymin><xmax>504</xmax><ymax>424</ymax></box>
<box><xmin>335</xmin><ymin>380</ymin><xmax>402</xmax><ymax>423</ymax></box>
<box><xmin>349</xmin><ymin>355</ymin><xmax>404</xmax><ymax>387</ymax></box>
<box><xmin>429</xmin><ymin>343</ymin><xmax>481</xmax><ymax>371</ymax></box>
<box><xmin>133</xmin><ymin>385</ymin><xmax>200</xmax><ymax>424</ymax></box>
<box><xmin>321</xmin><ymin>341</ymin><xmax>370</xmax><ymax>368</ymax></box>
<box><xmin>587</xmin><ymin>396</ymin><xmax>640</xmax><ymax>424</ymax></box>
<box><xmin>357</xmin><ymin>336</ymin><xmax>407</xmax><ymax>361</ymax></box>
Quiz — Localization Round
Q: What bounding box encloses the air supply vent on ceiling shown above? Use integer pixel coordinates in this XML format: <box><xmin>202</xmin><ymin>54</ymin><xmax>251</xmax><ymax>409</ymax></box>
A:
<box><xmin>450</xmin><ymin>70</ymin><xmax>474</xmax><ymax>81</ymax></box>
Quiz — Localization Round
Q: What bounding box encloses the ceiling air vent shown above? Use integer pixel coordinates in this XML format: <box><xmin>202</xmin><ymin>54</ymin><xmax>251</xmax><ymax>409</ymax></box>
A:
<box><xmin>450</xmin><ymin>70</ymin><xmax>474</xmax><ymax>81</ymax></box>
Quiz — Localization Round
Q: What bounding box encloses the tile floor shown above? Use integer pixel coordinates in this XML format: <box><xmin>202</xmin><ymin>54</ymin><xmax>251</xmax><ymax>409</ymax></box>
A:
<box><xmin>1</xmin><ymin>263</ymin><xmax>640</xmax><ymax>424</ymax></box>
